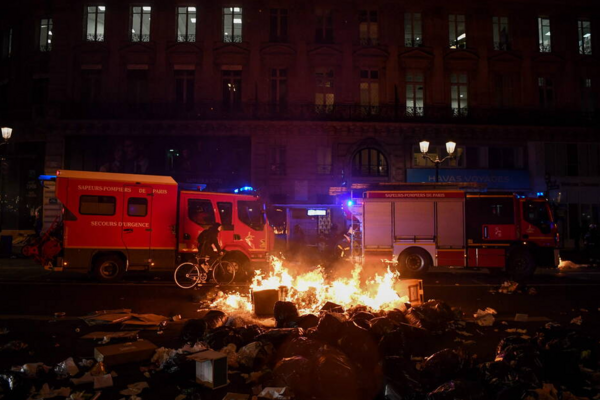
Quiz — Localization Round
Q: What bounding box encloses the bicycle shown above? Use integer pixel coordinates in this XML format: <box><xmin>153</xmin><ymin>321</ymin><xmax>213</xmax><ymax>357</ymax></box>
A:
<box><xmin>174</xmin><ymin>253</ymin><xmax>237</xmax><ymax>289</ymax></box>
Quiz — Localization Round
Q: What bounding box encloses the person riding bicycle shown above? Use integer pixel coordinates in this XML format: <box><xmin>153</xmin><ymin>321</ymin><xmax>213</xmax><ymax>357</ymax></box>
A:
<box><xmin>197</xmin><ymin>223</ymin><xmax>223</xmax><ymax>265</ymax></box>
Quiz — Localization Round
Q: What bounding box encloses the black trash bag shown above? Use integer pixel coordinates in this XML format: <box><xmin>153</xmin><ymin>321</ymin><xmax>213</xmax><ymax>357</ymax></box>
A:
<box><xmin>352</xmin><ymin>311</ymin><xmax>375</xmax><ymax>322</ymax></box>
<box><xmin>379</xmin><ymin>328</ymin><xmax>406</xmax><ymax>358</ymax></box>
<box><xmin>338</xmin><ymin>321</ymin><xmax>379</xmax><ymax>369</ymax></box>
<box><xmin>205</xmin><ymin>326</ymin><xmax>243</xmax><ymax>350</ymax></box>
<box><xmin>237</xmin><ymin>324</ymin><xmax>265</xmax><ymax>346</ymax></box>
<box><xmin>427</xmin><ymin>380</ymin><xmax>486</xmax><ymax>400</ymax></box>
<box><xmin>420</xmin><ymin>349</ymin><xmax>467</xmax><ymax>388</ymax></box>
<box><xmin>386</xmin><ymin>309</ymin><xmax>407</xmax><ymax>325</ymax></box>
<box><xmin>162</xmin><ymin>353</ymin><xmax>193</xmax><ymax>375</ymax></box>
<box><xmin>273</xmin><ymin>356</ymin><xmax>312</xmax><ymax>399</ymax></box>
<box><xmin>180</xmin><ymin>319</ymin><xmax>208</xmax><ymax>344</ymax></box>
<box><xmin>238</xmin><ymin>341</ymin><xmax>274</xmax><ymax>369</ymax></box>
<box><xmin>0</xmin><ymin>372</ymin><xmax>33</xmax><ymax>400</ymax></box>
<box><xmin>201</xmin><ymin>310</ymin><xmax>228</xmax><ymax>330</ymax></box>
<box><xmin>312</xmin><ymin>346</ymin><xmax>360</xmax><ymax>400</ymax></box>
<box><xmin>477</xmin><ymin>361</ymin><xmax>532</xmax><ymax>400</ymax></box>
<box><xmin>280</xmin><ymin>336</ymin><xmax>324</xmax><ymax>359</ymax></box>
<box><xmin>274</xmin><ymin>301</ymin><xmax>299</xmax><ymax>328</ymax></box>
<box><xmin>383</xmin><ymin>356</ymin><xmax>424</xmax><ymax>400</ymax></box>
<box><xmin>495</xmin><ymin>335</ymin><xmax>529</xmax><ymax>361</ymax></box>
<box><xmin>369</xmin><ymin>317</ymin><xmax>399</xmax><ymax>340</ymax></box>
<box><xmin>316</xmin><ymin>312</ymin><xmax>346</xmax><ymax>344</ymax></box>
<box><xmin>256</xmin><ymin>328</ymin><xmax>303</xmax><ymax>349</ymax></box>
<box><xmin>320</xmin><ymin>301</ymin><xmax>345</xmax><ymax>314</ymax></box>
<box><xmin>347</xmin><ymin>305</ymin><xmax>369</xmax><ymax>317</ymax></box>
<box><xmin>419</xmin><ymin>300</ymin><xmax>454</xmax><ymax>323</ymax></box>
<box><xmin>296</xmin><ymin>314</ymin><xmax>319</xmax><ymax>330</ymax></box>
<box><xmin>405</xmin><ymin>306</ymin><xmax>437</xmax><ymax>331</ymax></box>
<box><xmin>353</xmin><ymin>318</ymin><xmax>372</xmax><ymax>331</ymax></box>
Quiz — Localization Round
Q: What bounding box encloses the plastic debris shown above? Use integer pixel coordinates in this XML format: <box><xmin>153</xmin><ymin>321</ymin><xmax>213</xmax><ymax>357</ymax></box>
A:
<box><xmin>514</xmin><ymin>314</ymin><xmax>529</xmax><ymax>322</ymax></box>
<box><xmin>506</xmin><ymin>328</ymin><xmax>527</xmax><ymax>334</ymax></box>
<box><xmin>90</xmin><ymin>362</ymin><xmax>107</xmax><ymax>377</ymax></box>
<box><xmin>571</xmin><ymin>316</ymin><xmax>583</xmax><ymax>325</ymax></box>
<box><xmin>220</xmin><ymin>343</ymin><xmax>240</xmax><ymax>368</ymax></box>
<box><xmin>0</xmin><ymin>327</ymin><xmax>9</xmax><ymax>335</ymax></box>
<box><xmin>54</xmin><ymin>357</ymin><xmax>79</xmax><ymax>378</ymax></box>
<box><xmin>474</xmin><ymin>309</ymin><xmax>496</xmax><ymax>326</ymax></box>
<box><xmin>93</xmin><ymin>374</ymin><xmax>113</xmax><ymax>389</ymax></box>
<box><xmin>151</xmin><ymin>347</ymin><xmax>178</xmax><ymax>369</ymax></box>
<box><xmin>119</xmin><ymin>381</ymin><xmax>149</xmax><ymax>396</ymax></box>
<box><xmin>257</xmin><ymin>387</ymin><xmax>294</xmax><ymax>400</ymax></box>
<box><xmin>499</xmin><ymin>281</ymin><xmax>519</xmax><ymax>294</ymax></box>
<box><xmin>71</xmin><ymin>373</ymin><xmax>94</xmax><ymax>385</ymax></box>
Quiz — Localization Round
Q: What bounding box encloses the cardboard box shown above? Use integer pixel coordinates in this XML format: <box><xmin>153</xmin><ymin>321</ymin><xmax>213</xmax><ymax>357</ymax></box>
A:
<box><xmin>397</xmin><ymin>279</ymin><xmax>424</xmax><ymax>305</ymax></box>
<box><xmin>252</xmin><ymin>288</ymin><xmax>283</xmax><ymax>317</ymax></box>
<box><xmin>94</xmin><ymin>339</ymin><xmax>157</xmax><ymax>366</ymax></box>
<box><xmin>188</xmin><ymin>350</ymin><xmax>228</xmax><ymax>389</ymax></box>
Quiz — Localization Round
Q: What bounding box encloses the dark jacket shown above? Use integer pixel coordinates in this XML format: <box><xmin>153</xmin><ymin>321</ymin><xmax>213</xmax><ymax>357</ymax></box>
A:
<box><xmin>197</xmin><ymin>224</ymin><xmax>222</xmax><ymax>256</ymax></box>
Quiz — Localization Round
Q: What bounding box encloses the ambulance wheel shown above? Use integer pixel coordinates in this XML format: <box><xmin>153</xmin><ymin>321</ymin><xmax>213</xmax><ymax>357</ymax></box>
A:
<box><xmin>398</xmin><ymin>248</ymin><xmax>431</xmax><ymax>277</ymax></box>
<box><xmin>507</xmin><ymin>249</ymin><xmax>536</xmax><ymax>279</ymax></box>
<box><xmin>93</xmin><ymin>254</ymin><xmax>125</xmax><ymax>282</ymax></box>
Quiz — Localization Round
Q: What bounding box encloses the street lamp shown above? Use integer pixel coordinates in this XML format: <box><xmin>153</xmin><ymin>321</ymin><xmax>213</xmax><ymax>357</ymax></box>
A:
<box><xmin>419</xmin><ymin>140</ymin><xmax>456</xmax><ymax>183</ymax></box>
<box><xmin>0</xmin><ymin>127</ymin><xmax>12</xmax><ymax>236</ymax></box>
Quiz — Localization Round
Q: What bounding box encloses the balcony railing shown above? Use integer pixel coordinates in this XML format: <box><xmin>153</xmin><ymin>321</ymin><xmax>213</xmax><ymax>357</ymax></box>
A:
<box><xmin>223</xmin><ymin>35</ymin><xmax>243</xmax><ymax>43</ymax></box>
<box><xmin>493</xmin><ymin>41</ymin><xmax>511</xmax><ymax>51</ymax></box>
<box><xmin>131</xmin><ymin>34</ymin><xmax>151</xmax><ymax>42</ymax></box>
<box><xmin>405</xmin><ymin>38</ymin><xmax>423</xmax><ymax>47</ymax></box>
<box><xmin>43</xmin><ymin>102</ymin><xmax>600</xmax><ymax>127</ymax></box>
<box><xmin>359</xmin><ymin>37</ymin><xmax>379</xmax><ymax>46</ymax></box>
<box><xmin>85</xmin><ymin>34</ymin><xmax>104</xmax><ymax>42</ymax></box>
<box><xmin>177</xmin><ymin>34</ymin><xmax>196</xmax><ymax>43</ymax></box>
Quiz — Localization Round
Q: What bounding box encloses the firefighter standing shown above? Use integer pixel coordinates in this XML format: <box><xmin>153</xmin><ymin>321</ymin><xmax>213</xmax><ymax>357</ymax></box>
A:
<box><xmin>197</xmin><ymin>223</ymin><xmax>223</xmax><ymax>264</ymax></box>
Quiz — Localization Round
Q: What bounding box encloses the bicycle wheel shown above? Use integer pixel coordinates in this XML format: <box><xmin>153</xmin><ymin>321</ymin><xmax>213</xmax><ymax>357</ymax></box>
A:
<box><xmin>174</xmin><ymin>262</ymin><xmax>201</xmax><ymax>289</ymax></box>
<box><xmin>212</xmin><ymin>260</ymin><xmax>236</xmax><ymax>285</ymax></box>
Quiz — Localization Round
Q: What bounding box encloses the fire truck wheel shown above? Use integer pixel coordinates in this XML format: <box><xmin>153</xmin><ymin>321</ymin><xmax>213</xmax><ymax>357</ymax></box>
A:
<box><xmin>507</xmin><ymin>249</ymin><xmax>536</xmax><ymax>278</ymax></box>
<box><xmin>398</xmin><ymin>248</ymin><xmax>431</xmax><ymax>277</ymax></box>
<box><xmin>93</xmin><ymin>254</ymin><xmax>125</xmax><ymax>282</ymax></box>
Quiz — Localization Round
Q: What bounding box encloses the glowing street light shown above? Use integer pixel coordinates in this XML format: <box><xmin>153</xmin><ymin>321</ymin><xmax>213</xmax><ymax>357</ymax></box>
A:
<box><xmin>419</xmin><ymin>140</ymin><xmax>457</xmax><ymax>183</ymax></box>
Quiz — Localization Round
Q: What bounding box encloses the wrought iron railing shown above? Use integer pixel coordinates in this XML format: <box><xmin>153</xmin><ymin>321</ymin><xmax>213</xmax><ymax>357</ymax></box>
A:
<box><xmin>85</xmin><ymin>34</ymin><xmax>104</xmax><ymax>42</ymax></box>
<box><xmin>493</xmin><ymin>41</ymin><xmax>511</xmax><ymax>51</ymax></box>
<box><xmin>131</xmin><ymin>34</ymin><xmax>151</xmax><ymax>42</ymax></box>
<box><xmin>223</xmin><ymin>35</ymin><xmax>243</xmax><ymax>43</ymax></box>
<box><xmin>177</xmin><ymin>34</ymin><xmax>196</xmax><ymax>43</ymax></box>
<box><xmin>539</xmin><ymin>44</ymin><xmax>552</xmax><ymax>53</ymax></box>
<box><xmin>405</xmin><ymin>38</ymin><xmax>423</xmax><ymax>47</ymax></box>
<box><xmin>359</xmin><ymin>37</ymin><xmax>379</xmax><ymax>46</ymax></box>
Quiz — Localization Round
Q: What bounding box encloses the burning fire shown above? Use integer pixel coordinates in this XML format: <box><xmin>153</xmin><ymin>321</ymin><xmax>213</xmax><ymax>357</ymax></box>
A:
<box><xmin>211</xmin><ymin>257</ymin><xmax>410</xmax><ymax>314</ymax></box>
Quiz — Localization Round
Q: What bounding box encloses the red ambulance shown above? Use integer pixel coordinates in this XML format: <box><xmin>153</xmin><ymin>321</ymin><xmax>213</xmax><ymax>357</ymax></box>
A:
<box><xmin>49</xmin><ymin>170</ymin><xmax>272</xmax><ymax>281</ymax></box>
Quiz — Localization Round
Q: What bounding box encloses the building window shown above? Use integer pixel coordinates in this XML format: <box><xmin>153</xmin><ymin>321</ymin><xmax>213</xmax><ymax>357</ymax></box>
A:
<box><xmin>81</xmin><ymin>69</ymin><xmax>102</xmax><ymax>103</ymax></box>
<box><xmin>175</xmin><ymin>70</ymin><xmax>195</xmax><ymax>106</ymax></box>
<box><xmin>1</xmin><ymin>28</ymin><xmax>12</xmax><ymax>59</ymax></box>
<box><xmin>450</xmin><ymin>72</ymin><xmax>468</xmax><ymax>116</ymax></box>
<box><xmin>223</xmin><ymin>7</ymin><xmax>242</xmax><ymax>43</ymax></box>
<box><xmin>538</xmin><ymin>77</ymin><xmax>554</xmax><ymax>108</ymax></box>
<box><xmin>406</xmin><ymin>70</ymin><xmax>424</xmax><ymax>116</ymax></box>
<box><xmin>360</xmin><ymin>70</ymin><xmax>379</xmax><ymax>112</ymax></box>
<box><xmin>85</xmin><ymin>6</ymin><xmax>105</xmax><ymax>42</ymax></box>
<box><xmin>131</xmin><ymin>6</ymin><xmax>151</xmax><ymax>42</ymax></box>
<box><xmin>494</xmin><ymin>74</ymin><xmax>516</xmax><ymax>108</ymax></box>
<box><xmin>316</xmin><ymin>9</ymin><xmax>333</xmax><ymax>44</ymax></box>
<box><xmin>538</xmin><ymin>17</ymin><xmax>551</xmax><ymax>52</ymax></box>
<box><xmin>315</xmin><ymin>68</ymin><xmax>334</xmax><ymax>113</ymax></box>
<box><xmin>269</xmin><ymin>9</ymin><xmax>288</xmax><ymax>42</ymax></box>
<box><xmin>489</xmin><ymin>147</ymin><xmax>523</xmax><ymax>169</ymax></box>
<box><xmin>177</xmin><ymin>7</ymin><xmax>196</xmax><ymax>42</ymax></box>
<box><xmin>40</xmin><ymin>18</ymin><xmax>53</xmax><ymax>52</ymax></box>
<box><xmin>449</xmin><ymin>14</ymin><xmax>466</xmax><ymax>49</ymax></box>
<box><xmin>581</xmin><ymin>78</ymin><xmax>595</xmax><ymax>114</ymax></box>
<box><xmin>578</xmin><ymin>19</ymin><xmax>592</xmax><ymax>55</ymax></box>
<box><xmin>270</xmin><ymin>68</ymin><xmax>287</xmax><ymax>112</ymax></box>
<box><xmin>270</xmin><ymin>146</ymin><xmax>286</xmax><ymax>176</ymax></box>
<box><xmin>317</xmin><ymin>146</ymin><xmax>332</xmax><ymax>174</ymax></box>
<box><xmin>492</xmin><ymin>16</ymin><xmax>509</xmax><ymax>50</ymax></box>
<box><xmin>127</xmin><ymin>70</ymin><xmax>148</xmax><ymax>104</ymax></box>
<box><xmin>404</xmin><ymin>13</ymin><xmax>422</xmax><ymax>47</ymax></box>
<box><xmin>222</xmin><ymin>69</ymin><xmax>242</xmax><ymax>111</ymax></box>
<box><xmin>32</xmin><ymin>78</ymin><xmax>49</xmax><ymax>117</ymax></box>
<box><xmin>352</xmin><ymin>148</ymin><xmax>388</xmax><ymax>177</ymax></box>
<box><xmin>359</xmin><ymin>10</ymin><xmax>378</xmax><ymax>45</ymax></box>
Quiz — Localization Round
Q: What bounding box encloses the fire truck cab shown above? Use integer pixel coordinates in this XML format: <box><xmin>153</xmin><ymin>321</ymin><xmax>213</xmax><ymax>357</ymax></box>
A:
<box><xmin>362</xmin><ymin>190</ymin><xmax>558</xmax><ymax>277</ymax></box>
<box><xmin>52</xmin><ymin>170</ymin><xmax>270</xmax><ymax>281</ymax></box>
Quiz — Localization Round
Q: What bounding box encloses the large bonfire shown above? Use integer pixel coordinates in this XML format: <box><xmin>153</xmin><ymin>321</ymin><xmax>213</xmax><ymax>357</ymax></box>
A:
<box><xmin>211</xmin><ymin>256</ymin><xmax>410</xmax><ymax>313</ymax></box>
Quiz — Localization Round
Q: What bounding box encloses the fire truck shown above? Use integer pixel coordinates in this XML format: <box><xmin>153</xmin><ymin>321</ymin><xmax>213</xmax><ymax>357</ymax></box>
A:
<box><xmin>36</xmin><ymin>170</ymin><xmax>272</xmax><ymax>281</ymax></box>
<box><xmin>361</xmin><ymin>190</ymin><xmax>558</xmax><ymax>277</ymax></box>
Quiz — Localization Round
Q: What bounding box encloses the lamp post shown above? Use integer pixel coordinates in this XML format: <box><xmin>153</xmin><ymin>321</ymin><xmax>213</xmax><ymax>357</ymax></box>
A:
<box><xmin>419</xmin><ymin>140</ymin><xmax>456</xmax><ymax>183</ymax></box>
<box><xmin>0</xmin><ymin>127</ymin><xmax>13</xmax><ymax>234</ymax></box>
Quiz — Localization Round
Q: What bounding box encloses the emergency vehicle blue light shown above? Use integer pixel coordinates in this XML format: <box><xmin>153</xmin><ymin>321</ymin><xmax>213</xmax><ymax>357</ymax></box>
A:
<box><xmin>347</xmin><ymin>200</ymin><xmax>354</xmax><ymax>207</ymax></box>
<box><xmin>234</xmin><ymin>186</ymin><xmax>254</xmax><ymax>193</ymax></box>
<box><xmin>38</xmin><ymin>175</ymin><xmax>57</xmax><ymax>181</ymax></box>
<box><xmin>537</xmin><ymin>192</ymin><xmax>544</xmax><ymax>197</ymax></box>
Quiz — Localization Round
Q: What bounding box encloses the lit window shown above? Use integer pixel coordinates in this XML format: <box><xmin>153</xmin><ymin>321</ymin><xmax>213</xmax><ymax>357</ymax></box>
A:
<box><xmin>223</xmin><ymin>7</ymin><xmax>242</xmax><ymax>42</ymax></box>
<box><xmin>451</xmin><ymin>72</ymin><xmax>468</xmax><ymax>116</ymax></box>
<box><xmin>404</xmin><ymin>13</ymin><xmax>422</xmax><ymax>47</ymax></box>
<box><xmin>222</xmin><ymin>69</ymin><xmax>242</xmax><ymax>110</ymax></box>
<box><xmin>131</xmin><ymin>6</ymin><xmax>151</xmax><ymax>42</ymax></box>
<box><xmin>538</xmin><ymin>17</ymin><xmax>551</xmax><ymax>52</ymax></box>
<box><xmin>352</xmin><ymin>148</ymin><xmax>388</xmax><ymax>177</ymax></box>
<box><xmin>406</xmin><ymin>70</ymin><xmax>424</xmax><ymax>116</ymax></box>
<box><xmin>360</xmin><ymin>70</ymin><xmax>379</xmax><ymax>114</ymax></box>
<box><xmin>177</xmin><ymin>7</ymin><xmax>197</xmax><ymax>42</ymax></box>
<box><xmin>85</xmin><ymin>6</ymin><xmax>105</xmax><ymax>42</ymax></box>
<box><xmin>492</xmin><ymin>16</ymin><xmax>509</xmax><ymax>50</ymax></box>
<box><xmin>315</xmin><ymin>68</ymin><xmax>334</xmax><ymax>113</ymax></box>
<box><xmin>578</xmin><ymin>19</ymin><xmax>592</xmax><ymax>55</ymax></box>
<box><xmin>359</xmin><ymin>10</ymin><xmax>378</xmax><ymax>46</ymax></box>
<box><xmin>40</xmin><ymin>18</ymin><xmax>53</xmax><ymax>52</ymax></box>
<box><xmin>449</xmin><ymin>14</ymin><xmax>466</xmax><ymax>49</ymax></box>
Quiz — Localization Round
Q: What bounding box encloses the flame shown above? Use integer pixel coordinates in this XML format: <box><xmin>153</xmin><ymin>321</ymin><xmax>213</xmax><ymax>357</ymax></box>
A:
<box><xmin>211</xmin><ymin>256</ymin><xmax>410</xmax><ymax>314</ymax></box>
